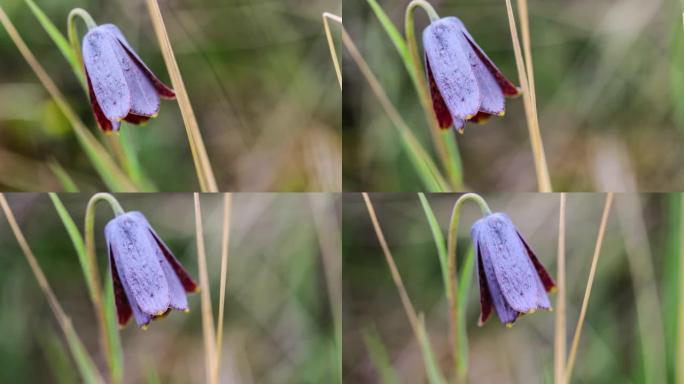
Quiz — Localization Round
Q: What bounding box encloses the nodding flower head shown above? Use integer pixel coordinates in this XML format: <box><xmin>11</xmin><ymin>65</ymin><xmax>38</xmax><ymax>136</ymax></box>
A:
<box><xmin>423</xmin><ymin>17</ymin><xmax>520</xmax><ymax>132</ymax></box>
<box><xmin>82</xmin><ymin>24</ymin><xmax>175</xmax><ymax>133</ymax></box>
<box><xmin>471</xmin><ymin>212</ymin><xmax>555</xmax><ymax>327</ymax></box>
<box><xmin>105</xmin><ymin>211</ymin><xmax>197</xmax><ymax>329</ymax></box>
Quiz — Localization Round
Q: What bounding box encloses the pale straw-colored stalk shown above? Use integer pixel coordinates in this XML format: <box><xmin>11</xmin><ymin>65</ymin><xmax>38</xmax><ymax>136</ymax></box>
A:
<box><xmin>0</xmin><ymin>6</ymin><xmax>136</xmax><ymax>192</ymax></box>
<box><xmin>362</xmin><ymin>193</ymin><xmax>420</xmax><ymax>336</ymax></box>
<box><xmin>554</xmin><ymin>193</ymin><xmax>566</xmax><ymax>384</ymax></box>
<box><xmin>0</xmin><ymin>194</ymin><xmax>105</xmax><ymax>384</ymax></box>
<box><xmin>194</xmin><ymin>193</ymin><xmax>217</xmax><ymax>384</ymax></box>
<box><xmin>516</xmin><ymin>0</ymin><xmax>536</xmax><ymax>108</ymax></box>
<box><xmin>212</xmin><ymin>193</ymin><xmax>232</xmax><ymax>384</ymax></box>
<box><xmin>146</xmin><ymin>0</ymin><xmax>218</xmax><ymax>192</ymax></box>
<box><xmin>503</xmin><ymin>0</ymin><xmax>551</xmax><ymax>192</ymax></box>
<box><xmin>322</xmin><ymin>13</ymin><xmax>342</xmax><ymax>89</ymax></box>
<box><xmin>342</xmin><ymin>28</ymin><xmax>449</xmax><ymax>191</ymax></box>
<box><xmin>563</xmin><ymin>193</ymin><xmax>614</xmax><ymax>384</ymax></box>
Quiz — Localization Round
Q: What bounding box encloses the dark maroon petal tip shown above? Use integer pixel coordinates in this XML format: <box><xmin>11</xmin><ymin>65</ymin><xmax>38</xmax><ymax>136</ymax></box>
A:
<box><xmin>461</xmin><ymin>31</ymin><xmax>520</xmax><ymax>97</ymax></box>
<box><xmin>476</xmin><ymin>246</ymin><xmax>493</xmax><ymax>326</ymax></box>
<box><xmin>123</xmin><ymin>113</ymin><xmax>153</xmax><ymax>125</ymax></box>
<box><xmin>468</xmin><ymin>111</ymin><xmax>493</xmax><ymax>125</ymax></box>
<box><xmin>517</xmin><ymin>232</ymin><xmax>557</xmax><ymax>292</ymax></box>
<box><xmin>110</xmin><ymin>247</ymin><xmax>133</xmax><ymax>326</ymax></box>
<box><xmin>426</xmin><ymin>57</ymin><xmax>453</xmax><ymax>129</ymax></box>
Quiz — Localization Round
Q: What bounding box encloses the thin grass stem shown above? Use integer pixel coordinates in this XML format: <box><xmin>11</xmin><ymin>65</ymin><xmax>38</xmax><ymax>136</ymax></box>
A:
<box><xmin>322</xmin><ymin>13</ymin><xmax>342</xmax><ymax>89</ymax></box>
<box><xmin>515</xmin><ymin>0</ymin><xmax>536</xmax><ymax>109</ymax></box>
<box><xmin>194</xmin><ymin>193</ymin><xmax>217</xmax><ymax>384</ymax></box>
<box><xmin>563</xmin><ymin>193</ymin><xmax>614</xmax><ymax>384</ymax></box>
<box><xmin>213</xmin><ymin>193</ymin><xmax>232</xmax><ymax>384</ymax></box>
<box><xmin>503</xmin><ymin>0</ymin><xmax>551</xmax><ymax>192</ymax></box>
<box><xmin>146</xmin><ymin>0</ymin><xmax>218</xmax><ymax>192</ymax></box>
<box><xmin>0</xmin><ymin>194</ymin><xmax>104</xmax><ymax>384</ymax></box>
<box><xmin>342</xmin><ymin>28</ymin><xmax>450</xmax><ymax>191</ymax></box>
<box><xmin>554</xmin><ymin>193</ymin><xmax>566</xmax><ymax>384</ymax></box>
<box><xmin>0</xmin><ymin>6</ymin><xmax>137</xmax><ymax>192</ymax></box>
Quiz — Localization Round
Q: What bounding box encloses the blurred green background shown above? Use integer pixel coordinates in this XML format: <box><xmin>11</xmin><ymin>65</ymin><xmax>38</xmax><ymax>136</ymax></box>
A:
<box><xmin>0</xmin><ymin>193</ymin><xmax>340</xmax><ymax>383</ymax></box>
<box><xmin>343</xmin><ymin>0</ymin><xmax>684</xmax><ymax>191</ymax></box>
<box><xmin>0</xmin><ymin>0</ymin><xmax>341</xmax><ymax>191</ymax></box>
<box><xmin>343</xmin><ymin>193</ymin><xmax>681</xmax><ymax>383</ymax></box>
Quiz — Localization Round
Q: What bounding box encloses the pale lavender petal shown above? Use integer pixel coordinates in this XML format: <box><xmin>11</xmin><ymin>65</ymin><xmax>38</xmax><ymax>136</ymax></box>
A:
<box><xmin>457</xmin><ymin>31</ymin><xmax>505</xmax><ymax>115</ymax></box>
<box><xmin>82</xmin><ymin>27</ymin><xmax>130</xmax><ymax>122</ymax></box>
<box><xmin>423</xmin><ymin>17</ymin><xmax>480</xmax><ymax>121</ymax></box>
<box><xmin>105</xmin><ymin>212</ymin><xmax>170</xmax><ymax>317</ymax></box>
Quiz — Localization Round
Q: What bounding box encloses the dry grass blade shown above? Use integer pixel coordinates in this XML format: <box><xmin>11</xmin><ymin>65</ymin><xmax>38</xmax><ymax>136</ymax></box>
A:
<box><xmin>362</xmin><ymin>193</ymin><xmax>419</xmax><ymax>336</ymax></box>
<box><xmin>194</xmin><ymin>193</ymin><xmax>217</xmax><ymax>384</ymax></box>
<box><xmin>322</xmin><ymin>13</ymin><xmax>342</xmax><ymax>89</ymax></box>
<box><xmin>503</xmin><ymin>0</ymin><xmax>551</xmax><ymax>192</ymax></box>
<box><xmin>0</xmin><ymin>194</ymin><xmax>104</xmax><ymax>383</ymax></box>
<box><xmin>516</xmin><ymin>0</ymin><xmax>536</xmax><ymax>108</ymax></box>
<box><xmin>564</xmin><ymin>193</ymin><xmax>614</xmax><ymax>384</ymax></box>
<box><xmin>554</xmin><ymin>193</ymin><xmax>567</xmax><ymax>384</ymax></box>
<box><xmin>0</xmin><ymin>7</ymin><xmax>136</xmax><ymax>192</ymax></box>
<box><xmin>213</xmin><ymin>193</ymin><xmax>232</xmax><ymax>384</ymax></box>
<box><xmin>146</xmin><ymin>0</ymin><xmax>218</xmax><ymax>192</ymax></box>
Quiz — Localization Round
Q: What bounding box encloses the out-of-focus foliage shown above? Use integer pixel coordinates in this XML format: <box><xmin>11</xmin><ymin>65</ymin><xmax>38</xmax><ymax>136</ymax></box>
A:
<box><xmin>0</xmin><ymin>193</ymin><xmax>340</xmax><ymax>383</ymax></box>
<box><xmin>343</xmin><ymin>193</ymin><xmax>678</xmax><ymax>383</ymax></box>
<box><xmin>0</xmin><ymin>0</ymin><xmax>341</xmax><ymax>191</ymax></box>
<box><xmin>344</xmin><ymin>0</ymin><xmax>684</xmax><ymax>191</ymax></box>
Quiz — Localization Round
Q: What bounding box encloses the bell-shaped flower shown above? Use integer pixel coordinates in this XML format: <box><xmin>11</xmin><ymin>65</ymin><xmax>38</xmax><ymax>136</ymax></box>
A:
<box><xmin>471</xmin><ymin>212</ymin><xmax>555</xmax><ymax>326</ymax></box>
<box><xmin>82</xmin><ymin>24</ymin><xmax>175</xmax><ymax>132</ymax></box>
<box><xmin>423</xmin><ymin>17</ymin><xmax>520</xmax><ymax>132</ymax></box>
<box><xmin>106</xmin><ymin>211</ymin><xmax>197</xmax><ymax>328</ymax></box>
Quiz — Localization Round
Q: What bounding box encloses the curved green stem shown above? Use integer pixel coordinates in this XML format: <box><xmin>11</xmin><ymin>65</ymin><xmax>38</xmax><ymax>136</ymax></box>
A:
<box><xmin>67</xmin><ymin>8</ymin><xmax>96</xmax><ymax>80</ymax></box>
<box><xmin>405</xmin><ymin>1</ymin><xmax>463</xmax><ymax>190</ymax></box>
<box><xmin>446</xmin><ymin>193</ymin><xmax>491</xmax><ymax>381</ymax></box>
<box><xmin>84</xmin><ymin>193</ymin><xmax>124</xmax><ymax>384</ymax></box>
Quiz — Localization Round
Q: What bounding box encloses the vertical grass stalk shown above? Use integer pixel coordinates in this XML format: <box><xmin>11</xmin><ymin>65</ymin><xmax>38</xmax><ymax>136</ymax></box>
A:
<box><xmin>146</xmin><ymin>0</ymin><xmax>218</xmax><ymax>192</ymax></box>
<box><xmin>503</xmin><ymin>0</ymin><xmax>551</xmax><ymax>192</ymax></box>
<box><xmin>677</xmin><ymin>193</ymin><xmax>684</xmax><ymax>384</ymax></box>
<box><xmin>194</xmin><ymin>193</ymin><xmax>217</xmax><ymax>384</ymax></box>
<box><xmin>554</xmin><ymin>193</ymin><xmax>566</xmax><ymax>384</ymax></box>
<box><xmin>564</xmin><ymin>193</ymin><xmax>614</xmax><ymax>384</ymax></box>
<box><xmin>213</xmin><ymin>193</ymin><xmax>232</xmax><ymax>384</ymax></box>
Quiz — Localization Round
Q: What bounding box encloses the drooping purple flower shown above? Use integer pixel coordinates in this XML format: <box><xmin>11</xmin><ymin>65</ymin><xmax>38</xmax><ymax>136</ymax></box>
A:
<box><xmin>423</xmin><ymin>17</ymin><xmax>520</xmax><ymax>132</ymax></box>
<box><xmin>471</xmin><ymin>212</ymin><xmax>555</xmax><ymax>326</ymax></box>
<box><xmin>105</xmin><ymin>211</ymin><xmax>197</xmax><ymax>328</ymax></box>
<box><xmin>82</xmin><ymin>24</ymin><xmax>175</xmax><ymax>133</ymax></box>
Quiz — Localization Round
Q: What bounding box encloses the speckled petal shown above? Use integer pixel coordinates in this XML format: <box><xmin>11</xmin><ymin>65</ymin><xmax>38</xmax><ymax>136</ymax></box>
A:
<box><xmin>100</xmin><ymin>24</ymin><xmax>175</xmax><ymax>99</ymax></box>
<box><xmin>105</xmin><ymin>212</ymin><xmax>170</xmax><ymax>317</ymax></box>
<box><xmin>457</xmin><ymin>30</ymin><xmax>505</xmax><ymax>115</ymax></box>
<box><xmin>461</xmin><ymin>27</ymin><xmax>520</xmax><ymax>97</ymax></box>
<box><xmin>423</xmin><ymin>17</ymin><xmax>480</xmax><ymax>121</ymax></box>
<box><xmin>82</xmin><ymin>27</ymin><xmax>130</xmax><ymax>123</ymax></box>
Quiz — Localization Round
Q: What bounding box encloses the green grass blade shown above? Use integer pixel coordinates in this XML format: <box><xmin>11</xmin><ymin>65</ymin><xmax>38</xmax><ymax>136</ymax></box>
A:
<box><xmin>441</xmin><ymin>130</ymin><xmax>463</xmax><ymax>190</ymax></box>
<box><xmin>49</xmin><ymin>193</ymin><xmax>123</xmax><ymax>382</ymax></box>
<box><xmin>366</xmin><ymin>0</ymin><xmax>418</xmax><ymax>88</ymax></box>
<box><xmin>417</xmin><ymin>193</ymin><xmax>449</xmax><ymax>293</ymax></box>
<box><xmin>24</xmin><ymin>0</ymin><xmax>85</xmax><ymax>89</ymax></box>
<box><xmin>456</xmin><ymin>246</ymin><xmax>475</xmax><ymax>377</ymax></box>
<box><xmin>118</xmin><ymin>129</ymin><xmax>156</xmax><ymax>191</ymax></box>
<box><xmin>362</xmin><ymin>326</ymin><xmax>400</xmax><ymax>384</ymax></box>
<box><xmin>416</xmin><ymin>314</ymin><xmax>447</xmax><ymax>384</ymax></box>
<box><xmin>38</xmin><ymin>330</ymin><xmax>79</xmax><ymax>384</ymax></box>
<box><xmin>48</xmin><ymin>161</ymin><xmax>79</xmax><ymax>192</ymax></box>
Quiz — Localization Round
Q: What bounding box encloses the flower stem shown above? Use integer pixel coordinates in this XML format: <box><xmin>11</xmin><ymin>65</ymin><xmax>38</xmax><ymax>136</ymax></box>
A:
<box><xmin>67</xmin><ymin>8</ymin><xmax>96</xmax><ymax>79</ymax></box>
<box><xmin>405</xmin><ymin>0</ymin><xmax>463</xmax><ymax>190</ymax></box>
<box><xmin>84</xmin><ymin>193</ymin><xmax>126</xmax><ymax>384</ymax></box>
<box><xmin>446</xmin><ymin>193</ymin><xmax>491</xmax><ymax>381</ymax></box>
